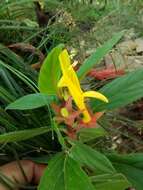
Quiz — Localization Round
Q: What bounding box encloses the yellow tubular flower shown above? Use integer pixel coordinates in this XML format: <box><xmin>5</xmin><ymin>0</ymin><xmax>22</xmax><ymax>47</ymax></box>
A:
<box><xmin>58</xmin><ymin>49</ymin><xmax>108</xmax><ymax>123</ymax></box>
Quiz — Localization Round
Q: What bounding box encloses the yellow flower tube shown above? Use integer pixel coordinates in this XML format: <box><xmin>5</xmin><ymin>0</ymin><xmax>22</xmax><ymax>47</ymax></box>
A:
<box><xmin>58</xmin><ymin>49</ymin><xmax>108</xmax><ymax>123</ymax></box>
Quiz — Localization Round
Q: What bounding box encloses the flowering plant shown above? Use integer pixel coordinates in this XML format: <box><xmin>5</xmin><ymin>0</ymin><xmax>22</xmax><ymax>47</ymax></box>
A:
<box><xmin>5</xmin><ymin>31</ymin><xmax>143</xmax><ymax>190</ymax></box>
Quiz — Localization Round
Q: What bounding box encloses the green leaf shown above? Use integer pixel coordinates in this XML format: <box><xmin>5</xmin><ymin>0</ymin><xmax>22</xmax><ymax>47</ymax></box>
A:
<box><xmin>113</xmin><ymin>163</ymin><xmax>143</xmax><ymax>190</ymax></box>
<box><xmin>77</xmin><ymin>31</ymin><xmax>124</xmax><ymax>79</ymax></box>
<box><xmin>108</xmin><ymin>154</ymin><xmax>143</xmax><ymax>190</ymax></box>
<box><xmin>0</xmin><ymin>127</ymin><xmax>51</xmax><ymax>143</ymax></box>
<box><xmin>91</xmin><ymin>68</ymin><xmax>143</xmax><ymax>111</ymax></box>
<box><xmin>38</xmin><ymin>153</ymin><xmax>65</xmax><ymax>190</ymax></box>
<box><xmin>38</xmin><ymin>44</ymin><xmax>64</xmax><ymax>95</ymax></box>
<box><xmin>91</xmin><ymin>173</ymin><xmax>131</xmax><ymax>190</ymax></box>
<box><xmin>70</xmin><ymin>142</ymin><xmax>116</xmax><ymax>174</ymax></box>
<box><xmin>78</xmin><ymin>126</ymin><xmax>107</xmax><ymax>142</ymax></box>
<box><xmin>38</xmin><ymin>153</ymin><xmax>95</xmax><ymax>190</ymax></box>
<box><xmin>64</xmin><ymin>156</ymin><xmax>95</xmax><ymax>190</ymax></box>
<box><xmin>6</xmin><ymin>93</ymin><xmax>56</xmax><ymax>110</ymax></box>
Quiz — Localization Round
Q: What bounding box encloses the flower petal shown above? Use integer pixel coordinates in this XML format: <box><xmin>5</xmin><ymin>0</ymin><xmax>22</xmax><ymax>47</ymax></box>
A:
<box><xmin>83</xmin><ymin>91</ymin><xmax>109</xmax><ymax>103</ymax></box>
<box><xmin>59</xmin><ymin>49</ymin><xmax>71</xmax><ymax>74</ymax></box>
<box><xmin>59</xmin><ymin>49</ymin><xmax>82</xmax><ymax>93</ymax></box>
<box><xmin>68</xmin><ymin>66</ymin><xmax>82</xmax><ymax>93</ymax></box>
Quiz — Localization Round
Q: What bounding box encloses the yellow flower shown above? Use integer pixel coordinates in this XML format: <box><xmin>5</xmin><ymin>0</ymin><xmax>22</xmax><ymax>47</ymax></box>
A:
<box><xmin>58</xmin><ymin>49</ymin><xmax>108</xmax><ymax>123</ymax></box>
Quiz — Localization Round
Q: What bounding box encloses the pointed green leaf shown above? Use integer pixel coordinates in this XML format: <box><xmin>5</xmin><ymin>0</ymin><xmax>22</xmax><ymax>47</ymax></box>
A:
<box><xmin>38</xmin><ymin>153</ymin><xmax>65</xmax><ymax>190</ymax></box>
<box><xmin>77</xmin><ymin>31</ymin><xmax>124</xmax><ymax>79</ymax></box>
<box><xmin>70</xmin><ymin>142</ymin><xmax>115</xmax><ymax>174</ymax></box>
<box><xmin>70</xmin><ymin>142</ymin><xmax>115</xmax><ymax>173</ymax></box>
<box><xmin>38</xmin><ymin>153</ymin><xmax>95</xmax><ymax>190</ymax></box>
<box><xmin>64</xmin><ymin>156</ymin><xmax>95</xmax><ymax>190</ymax></box>
<box><xmin>38</xmin><ymin>44</ymin><xmax>64</xmax><ymax>95</ymax></box>
<box><xmin>0</xmin><ymin>127</ymin><xmax>51</xmax><ymax>143</ymax></box>
<box><xmin>6</xmin><ymin>93</ymin><xmax>56</xmax><ymax>110</ymax></box>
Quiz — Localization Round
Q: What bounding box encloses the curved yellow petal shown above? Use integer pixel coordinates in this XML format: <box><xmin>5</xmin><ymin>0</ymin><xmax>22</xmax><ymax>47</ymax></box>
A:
<box><xmin>59</xmin><ymin>49</ymin><xmax>71</xmax><ymax>74</ymax></box>
<box><xmin>59</xmin><ymin>49</ymin><xmax>82</xmax><ymax>93</ymax></box>
<box><xmin>83</xmin><ymin>91</ymin><xmax>109</xmax><ymax>103</ymax></box>
<box><xmin>68</xmin><ymin>66</ymin><xmax>82</xmax><ymax>93</ymax></box>
<box><xmin>67</xmin><ymin>80</ymin><xmax>83</xmax><ymax>108</ymax></box>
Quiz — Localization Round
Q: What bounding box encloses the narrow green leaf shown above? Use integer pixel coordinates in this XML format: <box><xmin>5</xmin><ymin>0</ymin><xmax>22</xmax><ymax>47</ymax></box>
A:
<box><xmin>91</xmin><ymin>173</ymin><xmax>131</xmax><ymax>190</ymax></box>
<box><xmin>64</xmin><ymin>156</ymin><xmax>95</xmax><ymax>190</ymax></box>
<box><xmin>70</xmin><ymin>142</ymin><xmax>116</xmax><ymax>174</ymax></box>
<box><xmin>0</xmin><ymin>60</ymin><xmax>38</xmax><ymax>92</ymax></box>
<box><xmin>91</xmin><ymin>68</ymin><xmax>143</xmax><ymax>111</ymax></box>
<box><xmin>0</xmin><ymin>127</ymin><xmax>51</xmax><ymax>143</ymax></box>
<box><xmin>6</xmin><ymin>93</ymin><xmax>57</xmax><ymax>110</ymax></box>
<box><xmin>77</xmin><ymin>31</ymin><xmax>124</xmax><ymax>79</ymax></box>
<box><xmin>38</xmin><ymin>44</ymin><xmax>64</xmax><ymax>95</ymax></box>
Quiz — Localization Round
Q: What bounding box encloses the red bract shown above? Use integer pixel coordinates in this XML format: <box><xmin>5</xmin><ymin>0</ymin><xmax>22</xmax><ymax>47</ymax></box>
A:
<box><xmin>78</xmin><ymin>112</ymin><xmax>104</xmax><ymax>129</ymax></box>
<box><xmin>52</xmin><ymin>97</ymin><xmax>82</xmax><ymax>138</ymax></box>
<box><xmin>89</xmin><ymin>67</ymin><xmax>125</xmax><ymax>80</ymax></box>
<box><xmin>52</xmin><ymin>97</ymin><xmax>103</xmax><ymax>139</ymax></box>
